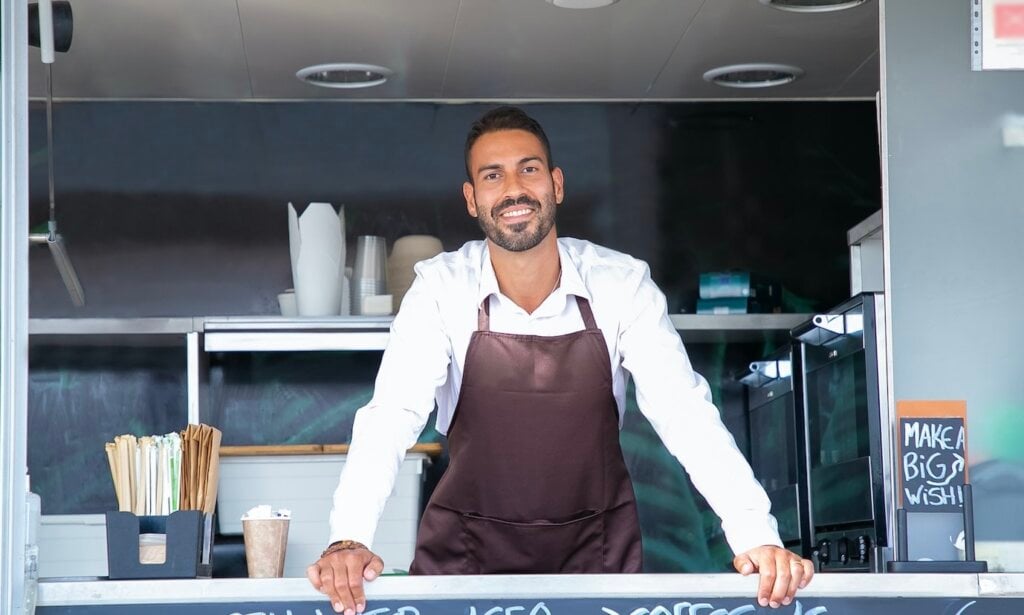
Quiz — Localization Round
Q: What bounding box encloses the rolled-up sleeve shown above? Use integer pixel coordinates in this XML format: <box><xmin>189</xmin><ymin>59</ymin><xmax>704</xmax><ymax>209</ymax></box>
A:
<box><xmin>617</xmin><ymin>264</ymin><xmax>782</xmax><ymax>556</ymax></box>
<box><xmin>328</xmin><ymin>270</ymin><xmax>452</xmax><ymax>547</ymax></box>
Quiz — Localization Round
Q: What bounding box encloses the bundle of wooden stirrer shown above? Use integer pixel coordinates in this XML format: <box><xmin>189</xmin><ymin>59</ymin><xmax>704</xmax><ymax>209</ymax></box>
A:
<box><xmin>105</xmin><ymin>424</ymin><xmax>221</xmax><ymax>515</ymax></box>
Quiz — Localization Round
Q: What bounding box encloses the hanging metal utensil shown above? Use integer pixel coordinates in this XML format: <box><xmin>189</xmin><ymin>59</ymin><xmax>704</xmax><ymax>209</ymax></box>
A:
<box><xmin>28</xmin><ymin>0</ymin><xmax>83</xmax><ymax>306</ymax></box>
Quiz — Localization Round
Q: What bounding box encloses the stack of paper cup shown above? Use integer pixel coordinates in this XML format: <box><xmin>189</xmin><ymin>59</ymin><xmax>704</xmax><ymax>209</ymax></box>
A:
<box><xmin>388</xmin><ymin>235</ymin><xmax>443</xmax><ymax>312</ymax></box>
<box><xmin>287</xmin><ymin>202</ymin><xmax>346</xmax><ymax>317</ymax></box>
<box><xmin>351</xmin><ymin>235</ymin><xmax>388</xmax><ymax>315</ymax></box>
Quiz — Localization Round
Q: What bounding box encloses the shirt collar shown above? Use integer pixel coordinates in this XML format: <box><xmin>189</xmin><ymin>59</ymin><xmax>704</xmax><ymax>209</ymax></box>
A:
<box><xmin>475</xmin><ymin>239</ymin><xmax>593</xmax><ymax>309</ymax></box>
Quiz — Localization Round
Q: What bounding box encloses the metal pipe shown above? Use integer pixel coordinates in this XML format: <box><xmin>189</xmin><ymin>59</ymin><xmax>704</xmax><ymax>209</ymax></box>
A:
<box><xmin>36</xmin><ymin>19</ymin><xmax>85</xmax><ymax>307</ymax></box>
<box><xmin>46</xmin><ymin>65</ymin><xmax>56</xmax><ymax>234</ymax></box>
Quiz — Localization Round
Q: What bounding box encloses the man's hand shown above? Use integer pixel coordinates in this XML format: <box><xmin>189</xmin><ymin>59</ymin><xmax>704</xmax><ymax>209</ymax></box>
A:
<box><xmin>733</xmin><ymin>545</ymin><xmax>814</xmax><ymax>609</ymax></box>
<box><xmin>307</xmin><ymin>546</ymin><xmax>385</xmax><ymax>615</ymax></box>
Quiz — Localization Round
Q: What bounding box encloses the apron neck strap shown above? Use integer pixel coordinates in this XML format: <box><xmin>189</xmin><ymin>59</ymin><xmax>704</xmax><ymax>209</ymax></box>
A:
<box><xmin>576</xmin><ymin>297</ymin><xmax>598</xmax><ymax>330</ymax></box>
<box><xmin>479</xmin><ymin>296</ymin><xmax>492</xmax><ymax>331</ymax></box>
<box><xmin>477</xmin><ymin>295</ymin><xmax>599</xmax><ymax>332</ymax></box>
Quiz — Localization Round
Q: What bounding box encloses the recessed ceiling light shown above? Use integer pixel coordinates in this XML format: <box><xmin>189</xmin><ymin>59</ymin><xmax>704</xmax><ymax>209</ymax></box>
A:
<box><xmin>545</xmin><ymin>0</ymin><xmax>620</xmax><ymax>8</ymax></box>
<box><xmin>296</xmin><ymin>63</ymin><xmax>393</xmax><ymax>89</ymax></box>
<box><xmin>703</xmin><ymin>63</ymin><xmax>804</xmax><ymax>89</ymax></box>
<box><xmin>759</xmin><ymin>0</ymin><xmax>869</xmax><ymax>13</ymax></box>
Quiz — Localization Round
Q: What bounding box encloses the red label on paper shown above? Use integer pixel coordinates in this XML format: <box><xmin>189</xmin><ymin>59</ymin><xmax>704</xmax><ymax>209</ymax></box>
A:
<box><xmin>995</xmin><ymin>4</ymin><xmax>1024</xmax><ymax>38</ymax></box>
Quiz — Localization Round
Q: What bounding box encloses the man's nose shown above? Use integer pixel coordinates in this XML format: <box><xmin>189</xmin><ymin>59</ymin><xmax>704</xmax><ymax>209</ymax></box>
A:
<box><xmin>501</xmin><ymin>174</ymin><xmax>526</xmax><ymax>202</ymax></box>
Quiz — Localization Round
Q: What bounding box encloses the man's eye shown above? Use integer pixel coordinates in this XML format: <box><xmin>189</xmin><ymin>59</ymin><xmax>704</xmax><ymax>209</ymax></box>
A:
<box><xmin>522</xmin><ymin>166</ymin><xmax>538</xmax><ymax>174</ymax></box>
<box><xmin>484</xmin><ymin>172</ymin><xmax>499</xmax><ymax>181</ymax></box>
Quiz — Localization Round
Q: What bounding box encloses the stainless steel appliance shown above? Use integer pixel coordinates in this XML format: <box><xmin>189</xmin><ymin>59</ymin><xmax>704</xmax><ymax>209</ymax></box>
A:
<box><xmin>793</xmin><ymin>293</ymin><xmax>895</xmax><ymax>572</ymax></box>
<box><xmin>741</xmin><ymin>346</ymin><xmax>811</xmax><ymax>558</ymax></box>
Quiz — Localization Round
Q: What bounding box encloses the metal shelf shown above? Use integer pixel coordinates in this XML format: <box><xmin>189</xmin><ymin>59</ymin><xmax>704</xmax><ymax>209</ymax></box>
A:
<box><xmin>203</xmin><ymin>316</ymin><xmax>392</xmax><ymax>352</ymax></box>
<box><xmin>27</xmin><ymin>313</ymin><xmax>811</xmax><ymax>349</ymax></box>
<box><xmin>670</xmin><ymin>313</ymin><xmax>811</xmax><ymax>343</ymax></box>
<box><xmin>28</xmin><ymin>317</ymin><xmax>197</xmax><ymax>347</ymax></box>
<box><xmin>29</xmin><ymin>317</ymin><xmax>197</xmax><ymax>336</ymax></box>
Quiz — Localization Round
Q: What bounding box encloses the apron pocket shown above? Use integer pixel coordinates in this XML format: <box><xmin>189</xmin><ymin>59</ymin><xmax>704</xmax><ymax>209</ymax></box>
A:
<box><xmin>410</xmin><ymin>504</ymin><xmax>474</xmax><ymax>575</ymax></box>
<box><xmin>461</xmin><ymin>510</ymin><xmax>605</xmax><ymax>574</ymax></box>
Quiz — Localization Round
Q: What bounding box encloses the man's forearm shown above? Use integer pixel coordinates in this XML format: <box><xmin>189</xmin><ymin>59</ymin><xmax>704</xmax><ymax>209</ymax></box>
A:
<box><xmin>328</xmin><ymin>405</ymin><xmax>424</xmax><ymax>546</ymax></box>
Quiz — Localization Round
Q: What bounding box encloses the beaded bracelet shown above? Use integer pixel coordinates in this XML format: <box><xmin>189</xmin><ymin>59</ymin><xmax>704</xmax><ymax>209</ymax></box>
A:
<box><xmin>320</xmin><ymin>539</ymin><xmax>369</xmax><ymax>559</ymax></box>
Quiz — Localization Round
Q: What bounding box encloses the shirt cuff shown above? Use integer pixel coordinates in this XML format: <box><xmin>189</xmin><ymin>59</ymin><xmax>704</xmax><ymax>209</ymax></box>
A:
<box><xmin>328</xmin><ymin>519</ymin><xmax>377</xmax><ymax>551</ymax></box>
<box><xmin>722</xmin><ymin>513</ymin><xmax>784</xmax><ymax>556</ymax></box>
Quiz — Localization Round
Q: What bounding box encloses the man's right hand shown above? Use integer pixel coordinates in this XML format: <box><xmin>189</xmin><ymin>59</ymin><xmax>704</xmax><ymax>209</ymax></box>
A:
<box><xmin>306</xmin><ymin>545</ymin><xmax>385</xmax><ymax>615</ymax></box>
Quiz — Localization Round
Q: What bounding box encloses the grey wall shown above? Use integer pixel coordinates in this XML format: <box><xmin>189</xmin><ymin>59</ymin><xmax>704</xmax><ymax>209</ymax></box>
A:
<box><xmin>28</xmin><ymin>101</ymin><xmax>879</xmax><ymax>318</ymax></box>
<box><xmin>883</xmin><ymin>0</ymin><xmax>1024</xmax><ymax>561</ymax></box>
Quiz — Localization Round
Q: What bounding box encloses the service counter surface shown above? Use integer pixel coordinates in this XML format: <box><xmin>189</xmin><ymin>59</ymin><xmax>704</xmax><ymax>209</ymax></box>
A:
<box><xmin>37</xmin><ymin>573</ymin><xmax>1024</xmax><ymax>614</ymax></box>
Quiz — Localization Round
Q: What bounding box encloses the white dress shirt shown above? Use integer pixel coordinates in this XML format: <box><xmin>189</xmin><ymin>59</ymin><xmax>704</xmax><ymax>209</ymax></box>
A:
<box><xmin>329</xmin><ymin>237</ymin><xmax>781</xmax><ymax>557</ymax></box>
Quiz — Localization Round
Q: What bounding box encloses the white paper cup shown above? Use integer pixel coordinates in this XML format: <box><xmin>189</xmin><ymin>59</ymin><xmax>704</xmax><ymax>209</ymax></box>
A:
<box><xmin>242</xmin><ymin>518</ymin><xmax>290</xmax><ymax>578</ymax></box>
<box><xmin>277</xmin><ymin>290</ymin><xmax>297</xmax><ymax>317</ymax></box>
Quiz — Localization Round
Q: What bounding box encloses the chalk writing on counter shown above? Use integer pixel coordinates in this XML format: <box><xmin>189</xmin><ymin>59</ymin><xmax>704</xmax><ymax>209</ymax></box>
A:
<box><xmin>236</xmin><ymin>608</ymin><xmax>440</xmax><ymax>615</ymax></box>
<box><xmin>224</xmin><ymin>604</ymin><xmax>828</xmax><ymax>615</ymax></box>
<box><xmin>227</xmin><ymin>610</ymin><xmax>328</xmax><ymax>615</ymax></box>
<box><xmin>601</xmin><ymin>601</ymin><xmax>825</xmax><ymax>615</ymax></box>
<box><xmin>955</xmin><ymin>601</ymin><xmax>976</xmax><ymax>615</ymax></box>
<box><xmin>45</xmin><ymin>595</ymin><xmax>1001</xmax><ymax>615</ymax></box>
<box><xmin>469</xmin><ymin>603</ymin><xmax>552</xmax><ymax>615</ymax></box>
<box><xmin>899</xmin><ymin>417</ymin><xmax>967</xmax><ymax>512</ymax></box>
<box><xmin>227</xmin><ymin>611</ymin><xmax>325</xmax><ymax>615</ymax></box>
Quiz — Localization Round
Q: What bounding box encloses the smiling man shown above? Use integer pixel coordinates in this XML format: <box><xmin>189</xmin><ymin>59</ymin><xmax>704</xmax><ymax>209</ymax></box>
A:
<box><xmin>307</xmin><ymin>106</ymin><xmax>813</xmax><ymax>613</ymax></box>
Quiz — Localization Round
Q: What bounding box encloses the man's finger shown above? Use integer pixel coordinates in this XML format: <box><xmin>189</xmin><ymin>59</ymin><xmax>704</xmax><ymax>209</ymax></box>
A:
<box><xmin>318</xmin><ymin>565</ymin><xmax>344</xmax><ymax>614</ymax></box>
<box><xmin>732</xmin><ymin>553</ymin><xmax>755</xmax><ymax>575</ymax></box>
<box><xmin>769</xmin><ymin>551</ymin><xmax>792</xmax><ymax>608</ymax></box>
<box><xmin>307</xmin><ymin>563</ymin><xmax>323</xmax><ymax>590</ymax></box>
<box><xmin>799</xmin><ymin>558</ymin><xmax>815</xmax><ymax>588</ymax></box>
<box><xmin>347</xmin><ymin>558</ymin><xmax>368</xmax><ymax>614</ymax></box>
<box><xmin>333</xmin><ymin>561</ymin><xmax>358</xmax><ymax>615</ymax></box>
<box><xmin>365</xmin><ymin>555</ymin><xmax>385</xmax><ymax>581</ymax></box>
<box><xmin>783</xmin><ymin>559</ymin><xmax>804</xmax><ymax>605</ymax></box>
<box><xmin>756</xmin><ymin>554</ymin><xmax>776</xmax><ymax>608</ymax></box>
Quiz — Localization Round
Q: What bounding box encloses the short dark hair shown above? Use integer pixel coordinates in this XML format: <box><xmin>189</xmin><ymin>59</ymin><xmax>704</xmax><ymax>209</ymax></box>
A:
<box><xmin>464</xmin><ymin>106</ymin><xmax>554</xmax><ymax>181</ymax></box>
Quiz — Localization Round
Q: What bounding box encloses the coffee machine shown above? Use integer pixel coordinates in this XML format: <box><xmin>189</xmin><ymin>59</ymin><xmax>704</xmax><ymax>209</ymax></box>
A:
<box><xmin>792</xmin><ymin>293</ymin><xmax>896</xmax><ymax>572</ymax></box>
<box><xmin>741</xmin><ymin>345</ymin><xmax>812</xmax><ymax>558</ymax></box>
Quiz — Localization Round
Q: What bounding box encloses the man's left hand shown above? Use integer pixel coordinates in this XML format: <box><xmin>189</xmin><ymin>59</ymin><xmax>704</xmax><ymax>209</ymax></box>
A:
<box><xmin>732</xmin><ymin>545</ymin><xmax>814</xmax><ymax>609</ymax></box>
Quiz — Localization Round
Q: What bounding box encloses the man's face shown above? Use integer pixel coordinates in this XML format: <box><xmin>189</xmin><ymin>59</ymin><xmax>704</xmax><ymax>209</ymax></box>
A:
<box><xmin>463</xmin><ymin>129</ymin><xmax>564</xmax><ymax>253</ymax></box>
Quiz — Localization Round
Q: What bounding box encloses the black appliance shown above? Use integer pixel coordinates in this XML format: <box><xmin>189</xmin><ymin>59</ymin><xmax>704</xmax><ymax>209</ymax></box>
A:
<box><xmin>741</xmin><ymin>346</ymin><xmax>811</xmax><ymax>558</ymax></box>
<box><xmin>793</xmin><ymin>293</ymin><xmax>895</xmax><ymax>572</ymax></box>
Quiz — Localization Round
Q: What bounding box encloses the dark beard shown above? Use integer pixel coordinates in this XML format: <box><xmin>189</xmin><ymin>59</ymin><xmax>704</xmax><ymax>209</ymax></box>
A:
<box><xmin>476</xmin><ymin>194</ymin><xmax>557</xmax><ymax>252</ymax></box>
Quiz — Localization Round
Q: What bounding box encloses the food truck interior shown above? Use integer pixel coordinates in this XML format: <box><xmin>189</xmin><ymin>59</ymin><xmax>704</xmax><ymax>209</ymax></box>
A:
<box><xmin>10</xmin><ymin>0</ymin><xmax>1024</xmax><ymax>587</ymax></box>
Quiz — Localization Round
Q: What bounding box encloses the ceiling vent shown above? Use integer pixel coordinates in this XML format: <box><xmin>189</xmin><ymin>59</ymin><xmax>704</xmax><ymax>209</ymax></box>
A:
<box><xmin>544</xmin><ymin>0</ymin><xmax>620</xmax><ymax>8</ymax></box>
<box><xmin>759</xmin><ymin>0</ymin><xmax>868</xmax><ymax>13</ymax></box>
<box><xmin>296</xmin><ymin>63</ymin><xmax>393</xmax><ymax>89</ymax></box>
<box><xmin>702</xmin><ymin>63</ymin><xmax>804</xmax><ymax>89</ymax></box>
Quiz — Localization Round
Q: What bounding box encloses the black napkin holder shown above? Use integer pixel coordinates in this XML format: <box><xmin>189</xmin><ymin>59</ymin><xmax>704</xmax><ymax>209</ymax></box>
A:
<box><xmin>106</xmin><ymin>510</ymin><xmax>213</xmax><ymax>579</ymax></box>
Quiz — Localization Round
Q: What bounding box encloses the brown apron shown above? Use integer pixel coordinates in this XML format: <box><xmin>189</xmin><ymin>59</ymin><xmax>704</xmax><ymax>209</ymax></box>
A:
<box><xmin>409</xmin><ymin>295</ymin><xmax>643</xmax><ymax>574</ymax></box>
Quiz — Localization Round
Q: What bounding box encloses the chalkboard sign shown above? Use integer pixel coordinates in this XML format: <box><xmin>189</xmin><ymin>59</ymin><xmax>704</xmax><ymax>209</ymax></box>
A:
<box><xmin>898</xmin><ymin>416</ymin><xmax>967</xmax><ymax>513</ymax></box>
<box><xmin>37</xmin><ymin>595</ymin><xmax>1018</xmax><ymax>615</ymax></box>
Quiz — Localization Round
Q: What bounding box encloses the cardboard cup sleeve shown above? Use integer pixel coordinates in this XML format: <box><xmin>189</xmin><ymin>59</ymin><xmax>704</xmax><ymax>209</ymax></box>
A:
<box><xmin>242</xmin><ymin>518</ymin><xmax>290</xmax><ymax>578</ymax></box>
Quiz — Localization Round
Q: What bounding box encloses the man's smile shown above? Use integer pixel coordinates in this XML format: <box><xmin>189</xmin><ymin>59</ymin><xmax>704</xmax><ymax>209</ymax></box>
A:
<box><xmin>498</xmin><ymin>207</ymin><xmax>535</xmax><ymax>223</ymax></box>
<box><xmin>492</xmin><ymin>198</ymin><xmax>541</xmax><ymax>226</ymax></box>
